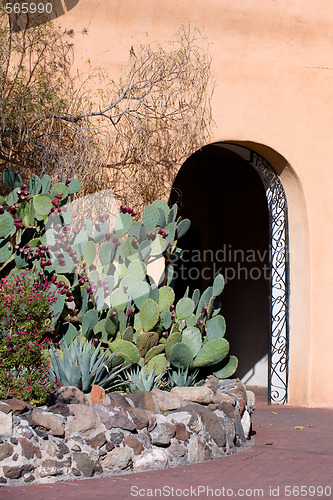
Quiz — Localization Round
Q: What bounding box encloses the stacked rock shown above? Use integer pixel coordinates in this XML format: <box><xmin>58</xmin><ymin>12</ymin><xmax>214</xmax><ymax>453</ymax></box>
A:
<box><xmin>0</xmin><ymin>377</ymin><xmax>255</xmax><ymax>486</ymax></box>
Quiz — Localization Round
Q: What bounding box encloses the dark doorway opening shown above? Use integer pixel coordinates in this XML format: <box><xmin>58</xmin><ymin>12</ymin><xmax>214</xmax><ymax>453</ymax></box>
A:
<box><xmin>170</xmin><ymin>144</ymin><xmax>270</xmax><ymax>385</ymax></box>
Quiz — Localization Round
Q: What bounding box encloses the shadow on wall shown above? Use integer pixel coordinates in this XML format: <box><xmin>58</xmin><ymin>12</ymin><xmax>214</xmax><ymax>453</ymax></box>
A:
<box><xmin>170</xmin><ymin>144</ymin><xmax>270</xmax><ymax>386</ymax></box>
<box><xmin>9</xmin><ymin>0</ymin><xmax>80</xmax><ymax>31</ymax></box>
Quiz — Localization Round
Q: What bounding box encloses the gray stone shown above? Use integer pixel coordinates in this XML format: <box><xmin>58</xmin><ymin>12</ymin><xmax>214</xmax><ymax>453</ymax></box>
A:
<box><xmin>133</xmin><ymin>448</ymin><xmax>168</xmax><ymax>470</ymax></box>
<box><xmin>204</xmin><ymin>375</ymin><xmax>220</xmax><ymax>394</ymax></box>
<box><xmin>0</xmin><ymin>411</ymin><xmax>13</xmax><ymax>437</ymax></box>
<box><xmin>10</xmin><ymin>437</ymin><xmax>18</xmax><ymax>444</ymax></box>
<box><xmin>103</xmin><ymin>447</ymin><xmax>133</xmax><ymax>470</ymax></box>
<box><xmin>52</xmin><ymin>386</ymin><xmax>89</xmax><ymax>406</ymax></box>
<box><xmin>187</xmin><ymin>434</ymin><xmax>212</xmax><ymax>463</ymax></box>
<box><xmin>72</xmin><ymin>452</ymin><xmax>95</xmax><ymax>477</ymax></box>
<box><xmin>241</xmin><ymin>409</ymin><xmax>251</xmax><ymax>439</ymax></box>
<box><xmin>39</xmin><ymin>467</ymin><xmax>63</xmax><ymax>478</ymax></box>
<box><xmin>19</xmin><ymin>437</ymin><xmax>42</xmax><ymax>459</ymax></box>
<box><xmin>24</xmin><ymin>474</ymin><xmax>35</xmax><ymax>483</ymax></box>
<box><xmin>3</xmin><ymin>465</ymin><xmax>23</xmax><ymax>479</ymax></box>
<box><xmin>180</xmin><ymin>403</ymin><xmax>226</xmax><ymax>448</ymax></box>
<box><xmin>65</xmin><ymin>404</ymin><xmax>102</xmax><ymax>436</ymax></box>
<box><xmin>57</xmin><ymin>441</ymin><xmax>70</xmax><ymax>455</ymax></box>
<box><xmin>218</xmin><ymin>378</ymin><xmax>247</xmax><ymax>401</ymax></box>
<box><xmin>246</xmin><ymin>390</ymin><xmax>256</xmax><ymax>414</ymax></box>
<box><xmin>151</xmin><ymin>389</ymin><xmax>184</xmax><ymax>411</ymax></box>
<box><xmin>150</xmin><ymin>424</ymin><xmax>171</xmax><ymax>446</ymax></box>
<box><xmin>0</xmin><ymin>477</ymin><xmax>7</xmax><ymax>484</ymax></box>
<box><xmin>41</xmin><ymin>459</ymin><xmax>68</xmax><ymax>468</ymax></box>
<box><xmin>93</xmin><ymin>404</ymin><xmax>136</xmax><ymax>431</ymax></box>
<box><xmin>109</xmin><ymin>431</ymin><xmax>125</xmax><ymax>446</ymax></box>
<box><xmin>137</xmin><ymin>431</ymin><xmax>152</xmax><ymax>449</ymax></box>
<box><xmin>171</xmin><ymin>386</ymin><xmax>214</xmax><ymax>404</ymax></box>
<box><xmin>16</xmin><ymin>424</ymin><xmax>34</xmax><ymax>440</ymax></box>
<box><xmin>126</xmin><ymin>407</ymin><xmax>149</xmax><ymax>430</ymax></box>
<box><xmin>0</xmin><ymin>442</ymin><xmax>13</xmax><ymax>461</ymax></box>
<box><xmin>235</xmin><ymin>416</ymin><xmax>246</xmax><ymax>444</ymax></box>
<box><xmin>167</xmin><ymin>441</ymin><xmax>187</xmax><ymax>458</ymax></box>
<box><xmin>214</xmin><ymin>410</ymin><xmax>236</xmax><ymax>443</ymax></box>
<box><xmin>29</xmin><ymin>408</ymin><xmax>65</xmax><ymax>437</ymax></box>
<box><xmin>168</xmin><ymin>411</ymin><xmax>192</xmax><ymax>426</ymax></box>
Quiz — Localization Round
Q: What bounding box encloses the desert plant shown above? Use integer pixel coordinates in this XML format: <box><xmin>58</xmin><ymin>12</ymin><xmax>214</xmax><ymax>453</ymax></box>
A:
<box><xmin>0</xmin><ymin>273</ymin><xmax>59</xmax><ymax>403</ymax></box>
<box><xmin>48</xmin><ymin>336</ymin><xmax>126</xmax><ymax>393</ymax></box>
<box><xmin>168</xmin><ymin>368</ymin><xmax>201</xmax><ymax>388</ymax></box>
<box><xmin>124</xmin><ymin>365</ymin><xmax>164</xmax><ymax>393</ymax></box>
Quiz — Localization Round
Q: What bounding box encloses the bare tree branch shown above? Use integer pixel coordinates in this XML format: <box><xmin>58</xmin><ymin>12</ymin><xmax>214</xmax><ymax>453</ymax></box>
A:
<box><xmin>0</xmin><ymin>7</ymin><xmax>213</xmax><ymax>212</ymax></box>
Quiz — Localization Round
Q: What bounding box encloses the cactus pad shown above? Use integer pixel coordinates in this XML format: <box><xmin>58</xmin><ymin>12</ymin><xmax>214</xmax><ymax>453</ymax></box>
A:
<box><xmin>170</xmin><ymin>343</ymin><xmax>194</xmax><ymax>369</ymax></box>
<box><xmin>176</xmin><ymin>297</ymin><xmax>195</xmax><ymax>320</ymax></box>
<box><xmin>140</xmin><ymin>299</ymin><xmax>159</xmax><ymax>331</ymax></box>
<box><xmin>194</xmin><ymin>338</ymin><xmax>229</xmax><ymax>367</ymax></box>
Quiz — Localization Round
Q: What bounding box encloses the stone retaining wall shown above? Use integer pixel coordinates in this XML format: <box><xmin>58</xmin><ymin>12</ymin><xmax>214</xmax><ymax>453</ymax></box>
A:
<box><xmin>0</xmin><ymin>377</ymin><xmax>255</xmax><ymax>486</ymax></box>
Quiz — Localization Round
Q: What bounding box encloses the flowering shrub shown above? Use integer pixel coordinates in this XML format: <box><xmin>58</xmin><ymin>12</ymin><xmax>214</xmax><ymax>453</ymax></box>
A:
<box><xmin>0</xmin><ymin>273</ymin><xmax>60</xmax><ymax>404</ymax></box>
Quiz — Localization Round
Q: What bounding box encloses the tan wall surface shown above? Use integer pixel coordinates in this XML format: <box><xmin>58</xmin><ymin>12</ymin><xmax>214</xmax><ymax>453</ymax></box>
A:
<box><xmin>56</xmin><ymin>0</ymin><xmax>333</xmax><ymax>407</ymax></box>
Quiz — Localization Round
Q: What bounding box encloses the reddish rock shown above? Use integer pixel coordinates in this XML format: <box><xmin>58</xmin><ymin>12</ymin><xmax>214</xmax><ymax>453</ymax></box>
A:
<box><xmin>175</xmin><ymin>422</ymin><xmax>188</xmax><ymax>441</ymax></box>
<box><xmin>91</xmin><ymin>385</ymin><xmax>106</xmax><ymax>404</ymax></box>
<box><xmin>88</xmin><ymin>432</ymin><xmax>107</xmax><ymax>450</ymax></box>
<box><xmin>125</xmin><ymin>391</ymin><xmax>158</xmax><ymax>413</ymax></box>
<box><xmin>108</xmin><ymin>393</ymin><xmax>132</xmax><ymax>408</ymax></box>
<box><xmin>53</xmin><ymin>386</ymin><xmax>89</xmax><ymax>406</ymax></box>
<box><xmin>124</xmin><ymin>435</ymin><xmax>144</xmax><ymax>455</ymax></box>
<box><xmin>0</xmin><ymin>442</ymin><xmax>13</xmax><ymax>461</ymax></box>
<box><xmin>19</xmin><ymin>437</ymin><xmax>42</xmax><ymax>459</ymax></box>
<box><xmin>3</xmin><ymin>465</ymin><xmax>23</xmax><ymax>479</ymax></box>
<box><xmin>48</xmin><ymin>403</ymin><xmax>70</xmax><ymax>417</ymax></box>
<box><xmin>0</xmin><ymin>399</ymin><xmax>28</xmax><ymax>416</ymax></box>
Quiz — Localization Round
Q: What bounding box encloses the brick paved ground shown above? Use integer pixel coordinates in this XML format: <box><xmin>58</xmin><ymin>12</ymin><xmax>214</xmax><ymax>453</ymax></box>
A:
<box><xmin>1</xmin><ymin>387</ymin><xmax>333</xmax><ymax>500</ymax></box>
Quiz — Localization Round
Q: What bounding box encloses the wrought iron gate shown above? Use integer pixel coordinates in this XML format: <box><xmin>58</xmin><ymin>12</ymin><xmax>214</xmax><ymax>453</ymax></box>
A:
<box><xmin>250</xmin><ymin>151</ymin><xmax>290</xmax><ymax>404</ymax></box>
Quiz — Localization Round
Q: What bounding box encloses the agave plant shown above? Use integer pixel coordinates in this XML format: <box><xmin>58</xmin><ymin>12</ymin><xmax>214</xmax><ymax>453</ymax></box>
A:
<box><xmin>124</xmin><ymin>365</ymin><xmax>164</xmax><ymax>393</ymax></box>
<box><xmin>48</xmin><ymin>336</ymin><xmax>126</xmax><ymax>393</ymax></box>
<box><xmin>168</xmin><ymin>368</ymin><xmax>201</xmax><ymax>388</ymax></box>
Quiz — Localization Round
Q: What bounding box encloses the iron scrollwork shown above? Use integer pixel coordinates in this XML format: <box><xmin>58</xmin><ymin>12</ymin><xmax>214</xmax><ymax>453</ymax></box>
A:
<box><xmin>250</xmin><ymin>152</ymin><xmax>290</xmax><ymax>404</ymax></box>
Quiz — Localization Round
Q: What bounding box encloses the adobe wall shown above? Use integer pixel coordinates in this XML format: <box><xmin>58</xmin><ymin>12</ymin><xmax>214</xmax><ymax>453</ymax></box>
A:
<box><xmin>55</xmin><ymin>0</ymin><xmax>333</xmax><ymax>407</ymax></box>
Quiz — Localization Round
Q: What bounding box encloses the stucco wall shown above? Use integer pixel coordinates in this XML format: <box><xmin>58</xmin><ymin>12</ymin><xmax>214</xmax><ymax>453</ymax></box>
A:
<box><xmin>55</xmin><ymin>0</ymin><xmax>333</xmax><ymax>407</ymax></box>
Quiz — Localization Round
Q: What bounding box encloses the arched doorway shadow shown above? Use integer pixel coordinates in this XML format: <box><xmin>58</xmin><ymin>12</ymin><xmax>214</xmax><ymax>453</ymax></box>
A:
<box><xmin>170</xmin><ymin>143</ymin><xmax>289</xmax><ymax>404</ymax></box>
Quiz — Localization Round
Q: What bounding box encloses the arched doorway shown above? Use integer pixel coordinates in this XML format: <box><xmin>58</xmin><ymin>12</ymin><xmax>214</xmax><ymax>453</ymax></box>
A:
<box><xmin>170</xmin><ymin>143</ymin><xmax>289</xmax><ymax>404</ymax></box>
